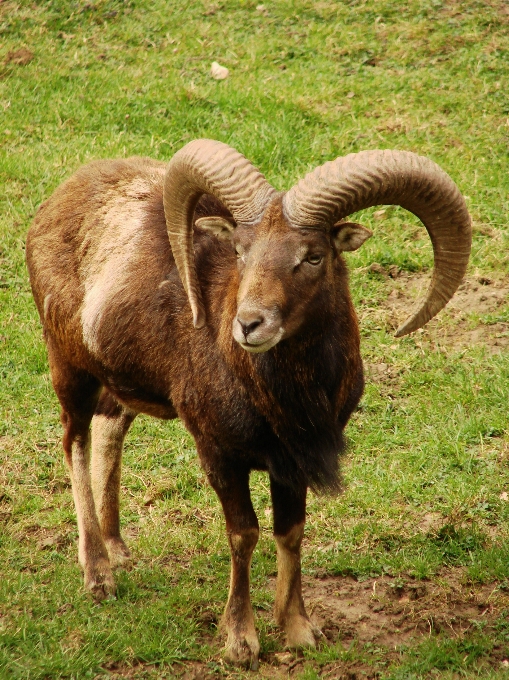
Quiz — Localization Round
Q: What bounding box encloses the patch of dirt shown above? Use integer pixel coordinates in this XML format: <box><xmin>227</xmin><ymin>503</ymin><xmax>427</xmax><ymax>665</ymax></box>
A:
<box><xmin>168</xmin><ymin>572</ymin><xmax>509</xmax><ymax>679</ymax></box>
<box><xmin>364</xmin><ymin>361</ymin><xmax>401</xmax><ymax>388</ymax></box>
<box><xmin>98</xmin><ymin>660</ymin><xmax>173</xmax><ymax>679</ymax></box>
<box><xmin>361</xmin><ymin>272</ymin><xmax>509</xmax><ymax>353</ymax></box>
<box><xmin>262</xmin><ymin>572</ymin><xmax>507</xmax><ymax>677</ymax></box>
<box><xmin>303</xmin><ymin>573</ymin><xmax>496</xmax><ymax>646</ymax></box>
<box><xmin>418</xmin><ymin>512</ymin><xmax>444</xmax><ymax>534</ymax></box>
<box><xmin>12</xmin><ymin>524</ymin><xmax>73</xmax><ymax>551</ymax></box>
<box><xmin>4</xmin><ymin>47</ymin><xmax>34</xmax><ymax>65</ymax></box>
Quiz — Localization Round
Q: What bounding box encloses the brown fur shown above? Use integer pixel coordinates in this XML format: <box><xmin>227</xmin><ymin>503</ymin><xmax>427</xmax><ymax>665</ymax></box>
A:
<box><xmin>26</xmin><ymin>156</ymin><xmax>365</xmax><ymax>667</ymax></box>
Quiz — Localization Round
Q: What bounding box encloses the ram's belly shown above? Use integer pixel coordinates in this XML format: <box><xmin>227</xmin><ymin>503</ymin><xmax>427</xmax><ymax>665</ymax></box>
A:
<box><xmin>108</xmin><ymin>385</ymin><xmax>178</xmax><ymax>420</ymax></box>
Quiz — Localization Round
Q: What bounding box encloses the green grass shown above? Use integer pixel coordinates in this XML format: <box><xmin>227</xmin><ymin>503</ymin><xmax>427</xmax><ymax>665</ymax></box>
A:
<box><xmin>1</xmin><ymin>0</ymin><xmax>509</xmax><ymax>677</ymax></box>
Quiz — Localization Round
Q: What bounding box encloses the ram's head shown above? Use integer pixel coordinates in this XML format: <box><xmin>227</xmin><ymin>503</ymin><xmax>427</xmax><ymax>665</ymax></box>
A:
<box><xmin>164</xmin><ymin>140</ymin><xmax>471</xmax><ymax>352</ymax></box>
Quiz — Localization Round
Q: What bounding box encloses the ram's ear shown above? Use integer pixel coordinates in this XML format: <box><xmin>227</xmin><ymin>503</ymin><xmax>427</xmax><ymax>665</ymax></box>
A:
<box><xmin>332</xmin><ymin>221</ymin><xmax>373</xmax><ymax>252</ymax></box>
<box><xmin>195</xmin><ymin>216</ymin><xmax>235</xmax><ymax>240</ymax></box>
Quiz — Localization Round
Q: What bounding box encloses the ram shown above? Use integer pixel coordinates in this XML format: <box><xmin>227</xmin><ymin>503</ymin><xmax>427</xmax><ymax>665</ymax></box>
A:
<box><xmin>26</xmin><ymin>140</ymin><xmax>471</xmax><ymax>668</ymax></box>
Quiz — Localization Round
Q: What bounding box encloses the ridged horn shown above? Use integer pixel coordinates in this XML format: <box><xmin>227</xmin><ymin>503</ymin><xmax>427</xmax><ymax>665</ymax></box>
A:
<box><xmin>163</xmin><ymin>139</ymin><xmax>277</xmax><ymax>328</ymax></box>
<box><xmin>283</xmin><ymin>150</ymin><xmax>472</xmax><ymax>337</ymax></box>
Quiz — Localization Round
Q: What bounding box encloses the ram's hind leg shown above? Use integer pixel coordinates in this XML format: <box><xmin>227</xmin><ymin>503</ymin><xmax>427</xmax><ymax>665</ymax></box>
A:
<box><xmin>271</xmin><ymin>478</ymin><xmax>318</xmax><ymax>648</ymax></box>
<box><xmin>91</xmin><ymin>390</ymin><xmax>136</xmax><ymax>569</ymax></box>
<box><xmin>205</xmin><ymin>458</ymin><xmax>260</xmax><ymax>670</ymax></box>
<box><xmin>47</xmin><ymin>343</ymin><xmax>114</xmax><ymax>600</ymax></box>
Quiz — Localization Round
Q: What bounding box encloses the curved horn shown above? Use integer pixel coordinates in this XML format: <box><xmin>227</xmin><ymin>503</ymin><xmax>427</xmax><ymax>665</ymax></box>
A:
<box><xmin>163</xmin><ymin>139</ymin><xmax>277</xmax><ymax>328</ymax></box>
<box><xmin>283</xmin><ymin>150</ymin><xmax>472</xmax><ymax>337</ymax></box>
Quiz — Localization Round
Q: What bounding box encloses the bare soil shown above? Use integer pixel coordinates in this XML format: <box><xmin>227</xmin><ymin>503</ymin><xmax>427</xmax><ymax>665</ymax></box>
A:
<box><xmin>3</xmin><ymin>47</ymin><xmax>34</xmax><ymax>66</ymax></box>
<box><xmin>165</xmin><ymin>572</ymin><xmax>509</xmax><ymax>679</ymax></box>
<box><xmin>360</xmin><ymin>271</ymin><xmax>509</xmax><ymax>353</ymax></box>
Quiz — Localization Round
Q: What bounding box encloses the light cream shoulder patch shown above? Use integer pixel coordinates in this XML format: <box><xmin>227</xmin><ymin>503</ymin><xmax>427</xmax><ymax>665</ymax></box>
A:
<box><xmin>80</xmin><ymin>180</ymin><xmax>155</xmax><ymax>355</ymax></box>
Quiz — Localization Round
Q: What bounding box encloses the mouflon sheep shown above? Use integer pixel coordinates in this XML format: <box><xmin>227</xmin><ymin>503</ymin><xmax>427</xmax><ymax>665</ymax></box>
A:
<box><xmin>26</xmin><ymin>139</ymin><xmax>471</xmax><ymax>668</ymax></box>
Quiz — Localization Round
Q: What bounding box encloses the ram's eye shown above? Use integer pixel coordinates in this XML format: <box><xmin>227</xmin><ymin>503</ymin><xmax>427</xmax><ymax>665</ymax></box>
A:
<box><xmin>307</xmin><ymin>254</ymin><xmax>323</xmax><ymax>265</ymax></box>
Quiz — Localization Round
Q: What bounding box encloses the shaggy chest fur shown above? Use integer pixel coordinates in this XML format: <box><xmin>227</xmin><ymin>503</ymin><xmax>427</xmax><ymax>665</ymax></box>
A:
<box><xmin>116</xmin><ymin>233</ymin><xmax>362</xmax><ymax>491</ymax></box>
<box><xmin>167</xmin><ymin>328</ymin><xmax>363</xmax><ymax>492</ymax></box>
<box><xmin>75</xmin><ymin>244</ymin><xmax>363</xmax><ymax>492</ymax></box>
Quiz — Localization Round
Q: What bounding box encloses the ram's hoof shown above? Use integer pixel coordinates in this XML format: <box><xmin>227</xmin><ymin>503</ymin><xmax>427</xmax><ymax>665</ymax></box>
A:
<box><xmin>284</xmin><ymin>614</ymin><xmax>321</xmax><ymax>649</ymax></box>
<box><xmin>105</xmin><ymin>537</ymin><xmax>132</xmax><ymax>570</ymax></box>
<box><xmin>84</xmin><ymin>559</ymin><xmax>116</xmax><ymax>601</ymax></box>
<box><xmin>224</xmin><ymin>629</ymin><xmax>260</xmax><ymax>670</ymax></box>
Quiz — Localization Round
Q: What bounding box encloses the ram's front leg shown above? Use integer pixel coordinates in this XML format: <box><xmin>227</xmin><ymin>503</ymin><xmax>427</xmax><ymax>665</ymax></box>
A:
<box><xmin>271</xmin><ymin>478</ymin><xmax>318</xmax><ymax>648</ymax></box>
<box><xmin>206</xmin><ymin>462</ymin><xmax>260</xmax><ymax>670</ymax></box>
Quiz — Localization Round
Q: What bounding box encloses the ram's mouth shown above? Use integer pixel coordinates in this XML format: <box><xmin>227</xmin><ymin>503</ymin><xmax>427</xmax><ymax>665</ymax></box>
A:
<box><xmin>237</xmin><ymin>327</ymin><xmax>285</xmax><ymax>353</ymax></box>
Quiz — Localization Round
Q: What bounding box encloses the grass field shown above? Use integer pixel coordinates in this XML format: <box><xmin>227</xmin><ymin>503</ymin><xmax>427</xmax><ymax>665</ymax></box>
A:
<box><xmin>1</xmin><ymin>1</ymin><xmax>509</xmax><ymax>677</ymax></box>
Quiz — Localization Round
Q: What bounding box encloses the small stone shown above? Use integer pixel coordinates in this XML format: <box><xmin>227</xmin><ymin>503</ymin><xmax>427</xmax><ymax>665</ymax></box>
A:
<box><xmin>500</xmin><ymin>492</ymin><xmax>508</xmax><ymax>501</ymax></box>
<box><xmin>210</xmin><ymin>61</ymin><xmax>229</xmax><ymax>80</ymax></box>
<box><xmin>346</xmin><ymin>91</ymin><xmax>355</xmax><ymax>98</ymax></box>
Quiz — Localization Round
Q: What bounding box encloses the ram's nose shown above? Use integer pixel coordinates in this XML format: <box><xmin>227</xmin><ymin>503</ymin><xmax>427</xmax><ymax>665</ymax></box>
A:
<box><xmin>237</xmin><ymin>311</ymin><xmax>264</xmax><ymax>340</ymax></box>
<box><xmin>233</xmin><ymin>303</ymin><xmax>284</xmax><ymax>353</ymax></box>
